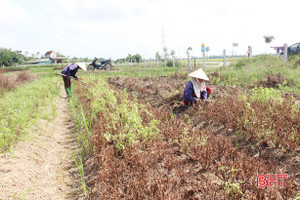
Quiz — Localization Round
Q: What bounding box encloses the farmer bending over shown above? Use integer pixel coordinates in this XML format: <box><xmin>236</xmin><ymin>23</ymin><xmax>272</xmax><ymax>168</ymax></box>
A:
<box><xmin>183</xmin><ymin>68</ymin><xmax>211</xmax><ymax>105</ymax></box>
<box><xmin>61</xmin><ymin>62</ymin><xmax>87</xmax><ymax>97</ymax></box>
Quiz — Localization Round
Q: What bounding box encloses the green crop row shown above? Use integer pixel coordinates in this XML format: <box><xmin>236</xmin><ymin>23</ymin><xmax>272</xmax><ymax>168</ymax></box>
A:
<box><xmin>76</xmin><ymin>74</ymin><xmax>161</xmax><ymax>153</ymax></box>
<box><xmin>0</xmin><ymin>77</ymin><xmax>59</xmax><ymax>152</ymax></box>
<box><xmin>68</xmin><ymin>75</ymin><xmax>162</xmax><ymax>194</ymax></box>
<box><xmin>83</xmin><ymin>66</ymin><xmax>184</xmax><ymax>79</ymax></box>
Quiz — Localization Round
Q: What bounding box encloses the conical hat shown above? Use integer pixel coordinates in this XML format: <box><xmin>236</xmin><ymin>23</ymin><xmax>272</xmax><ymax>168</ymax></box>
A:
<box><xmin>76</xmin><ymin>62</ymin><xmax>87</xmax><ymax>71</ymax></box>
<box><xmin>188</xmin><ymin>68</ymin><xmax>209</xmax><ymax>81</ymax></box>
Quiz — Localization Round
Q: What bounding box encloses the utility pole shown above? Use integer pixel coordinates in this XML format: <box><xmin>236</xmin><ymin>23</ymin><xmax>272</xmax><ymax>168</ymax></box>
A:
<box><xmin>162</xmin><ymin>27</ymin><xmax>165</xmax><ymax>58</ymax></box>
<box><xmin>201</xmin><ymin>43</ymin><xmax>206</xmax><ymax>69</ymax></box>
<box><xmin>223</xmin><ymin>49</ymin><xmax>226</xmax><ymax>66</ymax></box>
<box><xmin>284</xmin><ymin>43</ymin><xmax>288</xmax><ymax>63</ymax></box>
<box><xmin>162</xmin><ymin>27</ymin><xmax>167</xmax><ymax>67</ymax></box>
<box><xmin>247</xmin><ymin>46</ymin><xmax>252</xmax><ymax>60</ymax></box>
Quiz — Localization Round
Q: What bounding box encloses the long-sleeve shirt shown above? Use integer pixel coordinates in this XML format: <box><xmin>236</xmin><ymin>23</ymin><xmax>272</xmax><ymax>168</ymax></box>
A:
<box><xmin>61</xmin><ymin>63</ymin><xmax>79</xmax><ymax>80</ymax></box>
<box><xmin>182</xmin><ymin>81</ymin><xmax>207</xmax><ymax>104</ymax></box>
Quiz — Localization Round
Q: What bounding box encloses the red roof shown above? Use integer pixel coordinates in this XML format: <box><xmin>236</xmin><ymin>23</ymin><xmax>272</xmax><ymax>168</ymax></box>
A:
<box><xmin>45</xmin><ymin>51</ymin><xmax>54</xmax><ymax>56</ymax></box>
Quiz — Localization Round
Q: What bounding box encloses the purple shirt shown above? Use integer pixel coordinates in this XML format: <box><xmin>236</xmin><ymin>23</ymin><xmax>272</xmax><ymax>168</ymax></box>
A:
<box><xmin>61</xmin><ymin>63</ymin><xmax>79</xmax><ymax>80</ymax></box>
<box><xmin>182</xmin><ymin>81</ymin><xmax>207</xmax><ymax>104</ymax></box>
<box><xmin>183</xmin><ymin>81</ymin><xmax>198</xmax><ymax>104</ymax></box>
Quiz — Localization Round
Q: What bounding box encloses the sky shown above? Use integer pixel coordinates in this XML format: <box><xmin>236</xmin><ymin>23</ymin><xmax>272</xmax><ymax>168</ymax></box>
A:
<box><xmin>0</xmin><ymin>0</ymin><xmax>298</xmax><ymax>60</ymax></box>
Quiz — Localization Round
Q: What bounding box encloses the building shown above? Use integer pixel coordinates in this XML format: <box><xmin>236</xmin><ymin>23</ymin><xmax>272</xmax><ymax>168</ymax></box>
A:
<box><xmin>45</xmin><ymin>51</ymin><xmax>65</xmax><ymax>64</ymax></box>
<box><xmin>45</xmin><ymin>51</ymin><xmax>56</xmax><ymax>58</ymax></box>
<box><xmin>27</xmin><ymin>58</ymin><xmax>52</xmax><ymax>65</ymax></box>
<box><xmin>27</xmin><ymin>51</ymin><xmax>65</xmax><ymax>64</ymax></box>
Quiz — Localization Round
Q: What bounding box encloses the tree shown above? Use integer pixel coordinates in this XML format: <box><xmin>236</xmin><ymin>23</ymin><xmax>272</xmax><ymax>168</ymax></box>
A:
<box><xmin>0</xmin><ymin>48</ymin><xmax>25</xmax><ymax>66</ymax></box>
<box><xmin>83</xmin><ymin>57</ymin><xmax>89</xmax><ymax>62</ymax></box>
<box><xmin>232</xmin><ymin>42</ymin><xmax>239</xmax><ymax>57</ymax></box>
<box><xmin>233</xmin><ymin>42</ymin><xmax>239</xmax><ymax>47</ymax></box>
<box><xmin>13</xmin><ymin>50</ymin><xmax>24</xmax><ymax>65</ymax></box>
<box><xmin>263</xmin><ymin>35</ymin><xmax>275</xmax><ymax>44</ymax></box>
<box><xmin>206</xmin><ymin>47</ymin><xmax>210</xmax><ymax>58</ymax></box>
<box><xmin>155</xmin><ymin>52</ymin><xmax>161</xmax><ymax>66</ymax></box>
<box><xmin>133</xmin><ymin>53</ymin><xmax>142</xmax><ymax>63</ymax></box>
<box><xmin>186</xmin><ymin>47</ymin><xmax>192</xmax><ymax>71</ymax></box>
<box><xmin>0</xmin><ymin>48</ymin><xmax>11</xmax><ymax>66</ymax></box>
<box><xmin>56</xmin><ymin>52</ymin><xmax>65</xmax><ymax>58</ymax></box>
<box><xmin>163</xmin><ymin>47</ymin><xmax>168</xmax><ymax>67</ymax></box>
<box><xmin>127</xmin><ymin>54</ymin><xmax>133</xmax><ymax>62</ymax></box>
<box><xmin>170</xmin><ymin>50</ymin><xmax>175</xmax><ymax>68</ymax></box>
<box><xmin>263</xmin><ymin>35</ymin><xmax>275</xmax><ymax>54</ymax></box>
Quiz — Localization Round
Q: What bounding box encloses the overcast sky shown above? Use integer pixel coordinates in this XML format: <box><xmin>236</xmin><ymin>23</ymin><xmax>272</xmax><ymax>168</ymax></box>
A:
<box><xmin>0</xmin><ymin>0</ymin><xmax>298</xmax><ymax>59</ymax></box>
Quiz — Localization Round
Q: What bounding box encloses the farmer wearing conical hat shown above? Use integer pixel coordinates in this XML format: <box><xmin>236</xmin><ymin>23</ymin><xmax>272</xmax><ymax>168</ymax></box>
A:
<box><xmin>61</xmin><ymin>62</ymin><xmax>87</xmax><ymax>97</ymax></box>
<box><xmin>182</xmin><ymin>68</ymin><xmax>211</xmax><ymax>105</ymax></box>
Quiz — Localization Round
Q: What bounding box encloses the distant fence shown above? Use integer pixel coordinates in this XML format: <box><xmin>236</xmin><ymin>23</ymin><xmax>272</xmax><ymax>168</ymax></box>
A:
<box><xmin>114</xmin><ymin>44</ymin><xmax>289</xmax><ymax>72</ymax></box>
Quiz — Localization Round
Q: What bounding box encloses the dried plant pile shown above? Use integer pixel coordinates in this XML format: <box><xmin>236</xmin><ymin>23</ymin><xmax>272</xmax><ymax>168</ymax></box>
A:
<box><xmin>0</xmin><ymin>72</ymin><xmax>35</xmax><ymax>95</ymax></box>
<box><xmin>0</xmin><ymin>73</ymin><xmax>15</xmax><ymax>92</ymax></box>
<box><xmin>75</xmin><ymin>76</ymin><xmax>298</xmax><ymax>199</ymax></box>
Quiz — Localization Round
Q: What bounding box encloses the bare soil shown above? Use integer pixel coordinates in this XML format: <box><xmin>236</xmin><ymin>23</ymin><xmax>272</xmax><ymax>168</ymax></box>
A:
<box><xmin>0</xmin><ymin>88</ymin><xmax>81</xmax><ymax>200</ymax></box>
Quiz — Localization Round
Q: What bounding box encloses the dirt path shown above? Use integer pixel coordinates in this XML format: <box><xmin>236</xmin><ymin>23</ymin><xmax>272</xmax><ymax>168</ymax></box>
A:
<box><xmin>0</xmin><ymin>88</ymin><xmax>80</xmax><ymax>200</ymax></box>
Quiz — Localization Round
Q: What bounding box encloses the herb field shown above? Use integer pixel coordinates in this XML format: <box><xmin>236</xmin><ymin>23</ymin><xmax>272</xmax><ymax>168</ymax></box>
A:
<box><xmin>0</xmin><ymin>56</ymin><xmax>299</xmax><ymax>199</ymax></box>
<box><xmin>73</xmin><ymin>67</ymin><xmax>299</xmax><ymax>199</ymax></box>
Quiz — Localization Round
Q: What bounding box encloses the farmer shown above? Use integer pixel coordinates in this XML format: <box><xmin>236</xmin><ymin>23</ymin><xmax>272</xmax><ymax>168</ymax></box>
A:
<box><xmin>182</xmin><ymin>68</ymin><xmax>211</xmax><ymax>105</ymax></box>
<box><xmin>61</xmin><ymin>62</ymin><xmax>87</xmax><ymax>97</ymax></box>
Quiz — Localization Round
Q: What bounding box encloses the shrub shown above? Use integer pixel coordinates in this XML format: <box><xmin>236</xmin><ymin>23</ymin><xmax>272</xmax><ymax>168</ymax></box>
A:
<box><xmin>166</xmin><ymin>59</ymin><xmax>181</xmax><ymax>67</ymax></box>
<box><xmin>15</xmin><ymin>71</ymin><xmax>35</xmax><ymax>82</ymax></box>
<box><xmin>234</xmin><ymin>59</ymin><xmax>247</xmax><ymax>69</ymax></box>
<box><xmin>0</xmin><ymin>72</ymin><xmax>35</xmax><ymax>95</ymax></box>
<box><xmin>249</xmin><ymin>87</ymin><xmax>282</xmax><ymax>104</ymax></box>
<box><xmin>0</xmin><ymin>74</ymin><xmax>15</xmax><ymax>92</ymax></box>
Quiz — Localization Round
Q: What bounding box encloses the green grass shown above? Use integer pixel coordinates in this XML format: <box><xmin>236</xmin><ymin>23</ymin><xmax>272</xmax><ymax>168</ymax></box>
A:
<box><xmin>69</xmin><ymin>85</ymin><xmax>93</xmax><ymax>195</ymax></box>
<box><xmin>0</xmin><ymin>76</ymin><xmax>59</xmax><ymax>152</ymax></box>
<box><xmin>1</xmin><ymin>64</ymin><xmax>64</xmax><ymax>78</ymax></box>
<box><xmin>71</xmin><ymin>152</ymin><xmax>88</xmax><ymax>195</ymax></box>
<box><xmin>69</xmin><ymin>92</ymin><xmax>94</xmax><ymax>155</ymax></box>
<box><xmin>81</xmin><ymin>66</ymin><xmax>184</xmax><ymax>78</ymax></box>
<box><xmin>205</xmin><ymin>55</ymin><xmax>300</xmax><ymax>94</ymax></box>
<box><xmin>177</xmin><ymin>57</ymin><xmax>241</xmax><ymax>63</ymax></box>
<box><xmin>86</xmin><ymin>55</ymin><xmax>300</xmax><ymax>95</ymax></box>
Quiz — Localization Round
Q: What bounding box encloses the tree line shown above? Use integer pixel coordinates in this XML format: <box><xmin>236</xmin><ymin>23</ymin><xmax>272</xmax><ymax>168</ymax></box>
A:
<box><xmin>1</xmin><ymin>35</ymin><xmax>275</xmax><ymax>67</ymax></box>
<box><xmin>0</xmin><ymin>48</ymin><xmax>26</xmax><ymax>66</ymax></box>
<box><xmin>0</xmin><ymin>48</ymin><xmax>69</xmax><ymax>67</ymax></box>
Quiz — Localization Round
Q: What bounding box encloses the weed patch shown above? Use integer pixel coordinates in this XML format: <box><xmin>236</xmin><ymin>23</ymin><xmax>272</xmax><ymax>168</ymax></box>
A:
<box><xmin>0</xmin><ymin>72</ymin><xmax>35</xmax><ymax>95</ymax></box>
